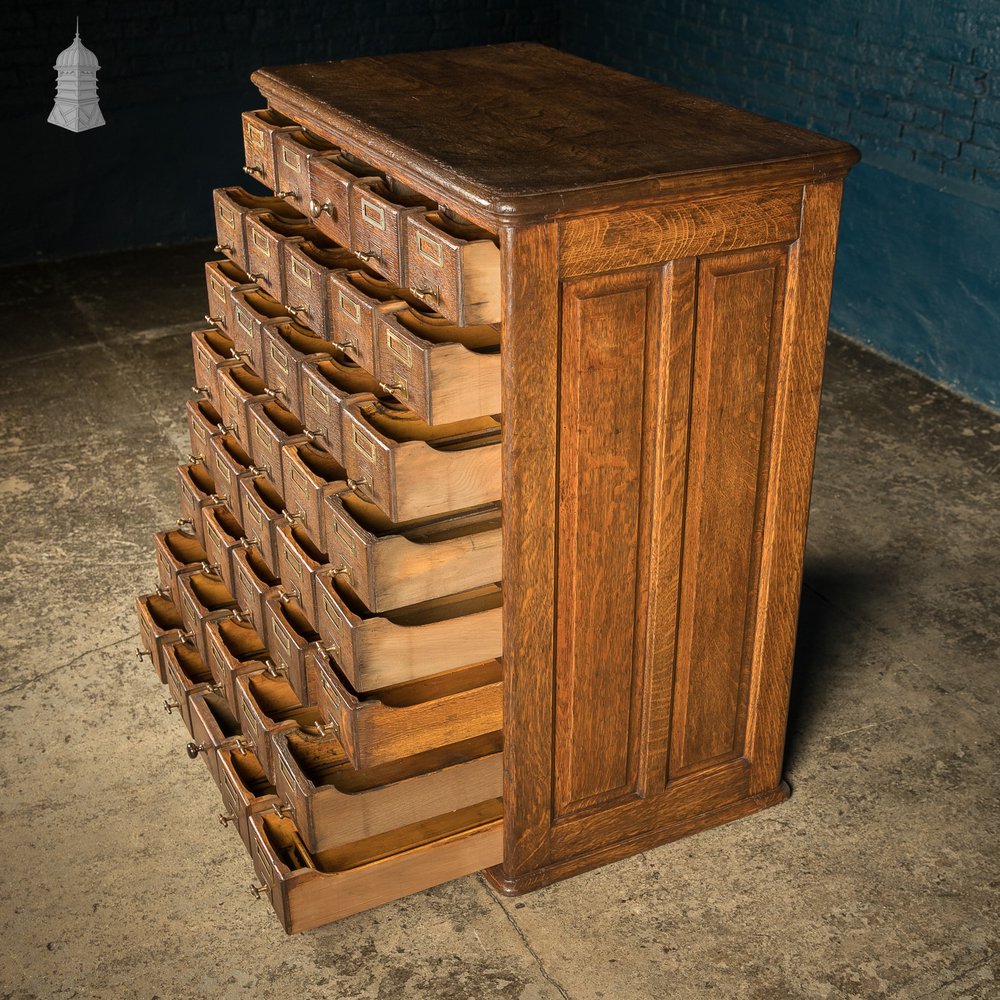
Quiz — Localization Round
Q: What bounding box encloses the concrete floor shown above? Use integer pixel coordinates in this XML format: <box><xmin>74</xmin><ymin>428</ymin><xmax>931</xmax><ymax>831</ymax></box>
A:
<box><xmin>0</xmin><ymin>242</ymin><xmax>997</xmax><ymax>1000</ymax></box>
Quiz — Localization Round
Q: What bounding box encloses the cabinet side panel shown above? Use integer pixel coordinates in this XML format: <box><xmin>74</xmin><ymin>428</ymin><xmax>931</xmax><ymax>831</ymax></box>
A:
<box><xmin>669</xmin><ymin>246</ymin><xmax>787</xmax><ymax>778</ymax></box>
<box><xmin>554</xmin><ymin>271</ymin><xmax>661</xmax><ymax>816</ymax></box>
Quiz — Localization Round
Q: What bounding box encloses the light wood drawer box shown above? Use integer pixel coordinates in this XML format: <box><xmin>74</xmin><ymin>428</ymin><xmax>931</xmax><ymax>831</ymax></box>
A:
<box><xmin>323</xmin><ymin>491</ymin><xmax>501</xmax><ymax>613</ymax></box>
<box><xmin>175</xmin><ymin>570</ymin><xmax>239</xmax><ymax>661</ymax></box>
<box><xmin>186</xmin><ymin>399</ymin><xmax>226</xmax><ymax>474</ymax></box>
<box><xmin>299</xmin><ymin>356</ymin><xmax>383</xmax><ymax>459</ymax></box>
<box><xmin>341</xmin><ymin>399</ymin><xmax>501</xmax><ymax>522</ymax></box>
<box><xmin>230</xmin><ymin>287</ymin><xmax>292</xmax><ymax>373</ymax></box>
<box><xmin>238</xmin><ymin>475</ymin><xmax>287</xmax><ymax>573</ymax></box>
<box><xmin>274</xmin><ymin>519</ymin><xmax>329</xmax><ymax>625</ymax></box>
<box><xmin>282</xmin><ymin>240</ymin><xmax>364</xmax><ymax>339</ymax></box>
<box><xmin>204</xmin><ymin>259</ymin><xmax>255</xmax><ymax>335</ymax></box>
<box><xmin>315</xmin><ymin>654</ymin><xmax>502</xmax><ymax>769</ymax></box>
<box><xmin>154</xmin><ymin>528</ymin><xmax>208</xmax><ymax>607</ymax></box>
<box><xmin>200</xmin><ymin>504</ymin><xmax>247</xmax><ymax>593</ymax></box>
<box><xmin>404</xmin><ymin>211</ymin><xmax>501</xmax><ymax>326</ymax></box>
<box><xmin>175</xmin><ymin>461</ymin><xmax>223</xmax><ymax>543</ymax></box>
<box><xmin>162</xmin><ymin>640</ymin><xmax>216</xmax><ymax>735</ymax></box>
<box><xmin>374</xmin><ymin>308</ymin><xmax>500</xmax><ymax>425</ymax></box>
<box><xmin>272</xmin><ymin>129</ymin><xmax>337</xmax><ymax>210</ymax></box>
<box><xmin>216</xmin><ymin>744</ymin><xmax>280</xmax><ymax>852</ymax></box>
<box><xmin>213</xmin><ymin>186</ymin><xmax>299</xmax><ymax>270</ymax></box>
<box><xmin>307</xmin><ymin>150</ymin><xmax>382</xmax><ymax>247</ymax></box>
<box><xmin>349</xmin><ymin>177</ymin><xmax>435</xmax><ymax>285</ymax></box>
<box><xmin>245</xmin><ymin>213</ymin><xmax>316</xmax><ymax>302</ymax></box>
<box><xmin>135</xmin><ymin>592</ymin><xmax>187</xmax><ymax>684</ymax></box>
<box><xmin>235</xmin><ymin>671</ymin><xmax>326</xmax><ymax>779</ymax></box>
<box><xmin>260</xmin><ymin>322</ymin><xmax>338</xmax><ymax>419</ymax></box>
<box><xmin>241</xmin><ymin>108</ymin><xmax>298</xmax><ymax>190</ymax></box>
<box><xmin>216</xmin><ymin>366</ymin><xmax>270</xmax><ymax>445</ymax></box>
<box><xmin>313</xmin><ymin>579</ymin><xmax>503</xmax><ymax>693</ymax></box>
<box><xmin>207</xmin><ymin>432</ymin><xmax>258</xmax><ymax>519</ymax></box>
<box><xmin>247</xmin><ymin>801</ymin><xmax>502</xmax><ymax>934</ymax></box>
<box><xmin>245</xmin><ymin>399</ymin><xmax>308</xmax><ymax>494</ymax></box>
<box><xmin>327</xmin><ymin>269</ymin><xmax>430</xmax><ymax>377</ymax></box>
<box><xmin>191</xmin><ymin>328</ymin><xmax>237</xmax><ymax>404</ymax></box>
<box><xmin>230</xmin><ymin>545</ymin><xmax>282</xmax><ymax>636</ymax></box>
<box><xmin>187</xmin><ymin>689</ymin><xmax>247</xmax><ymax>786</ymax></box>
<box><xmin>204</xmin><ymin>616</ymin><xmax>269</xmax><ymax>711</ymax></box>
<box><xmin>272</xmin><ymin>729</ymin><xmax>503</xmax><ymax>854</ymax></box>
<box><xmin>280</xmin><ymin>443</ymin><xmax>345</xmax><ymax>550</ymax></box>
<box><xmin>262</xmin><ymin>593</ymin><xmax>323</xmax><ymax>705</ymax></box>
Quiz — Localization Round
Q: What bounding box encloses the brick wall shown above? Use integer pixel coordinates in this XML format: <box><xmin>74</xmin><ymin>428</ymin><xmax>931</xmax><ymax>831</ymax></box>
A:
<box><xmin>562</xmin><ymin>0</ymin><xmax>1000</xmax><ymax>207</ymax></box>
<box><xmin>1</xmin><ymin>0</ymin><xmax>558</xmax><ymax>264</ymax></box>
<box><xmin>562</xmin><ymin>0</ymin><xmax>1000</xmax><ymax>407</ymax></box>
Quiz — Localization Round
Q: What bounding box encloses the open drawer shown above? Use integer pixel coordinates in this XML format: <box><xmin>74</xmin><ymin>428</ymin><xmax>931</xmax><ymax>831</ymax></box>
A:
<box><xmin>272</xmin><ymin>129</ymin><xmax>338</xmax><ymax>211</ymax></box>
<box><xmin>273</xmin><ymin>729</ymin><xmax>502</xmax><ymax>854</ymax></box>
<box><xmin>314</xmin><ymin>577</ymin><xmax>502</xmax><ymax>691</ymax></box>
<box><xmin>204</xmin><ymin>259</ymin><xmax>256</xmax><ymax>336</ymax></box>
<box><xmin>299</xmin><ymin>356</ymin><xmax>383</xmax><ymax>463</ymax></box>
<box><xmin>404</xmin><ymin>210</ymin><xmax>501</xmax><ymax>326</ymax></box>
<box><xmin>247</xmin><ymin>799</ymin><xmax>502</xmax><ymax>933</ymax></box>
<box><xmin>238</xmin><ymin>475</ymin><xmax>287</xmax><ymax>573</ymax></box>
<box><xmin>327</xmin><ymin>269</ymin><xmax>430</xmax><ymax>377</ymax></box>
<box><xmin>323</xmin><ymin>491</ymin><xmax>501</xmax><ymax>613</ymax></box>
<box><xmin>282</xmin><ymin>239</ymin><xmax>369</xmax><ymax>340</ymax></box>
<box><xmin>214</xmin><ymin>186</ymin><xmax>301</xmax><ymax>270</ymax></box>
<box><xmin>176</xmin><ymin>461</ymin><xmax>224</xmax><ymax>544</ymax></box>
<box><xmin>207</xmin><ymin>432</ymin><xmax>259</xmax><ymax>521</ymax></box>
<box><xmin>201</xmin><ymin>504</ymin><xmax>247</xmax><ymax>593</ymax></box>
<box><xmin>245</xmin><ymin>398</ymin><xmax>308</xmax><ymax>495</ymax></box>
<box><xmin>262</xmin><ymin>593</ymin><xmax>323</xmax><ymax>705</ymax></box>
<box><xmin>190</xmin><ymin>327</ymin><xmax>237</xmax><ymax>404</ymax></box>
<box><xmin>175</xmin><ymin>570</ymin><xmax>239</xmax><ymax>660</ymax></box>
<box><xmin>280</xmin><ymin>442</ymin><xmax>346</xmax><ymax>550</ymax></box>
<box><xmin>217</xmin><ymin>743</ymin><xmax>281</xmax><ymax>853</ymax></box>
<box><xmin>154</xmin><ymin>528</ymin><xmax>209</xmax><ymax>607</ymax></box>
<box><xmin>307</xmin><ymin>150</ymin><xmax>383</xmax><ymax>248</ymax></box>
<box><xmin>231</xmin><ymin>541</ymin><xmax>282</xmax><ymax>631</ymax></box>
<box><xmin>162</xmin><ymin>640</ymin><xmax>217</xmax><ymax>735</ymax></box>
<box><xmin>341</xmin><ymin>398</ymin><xmax>501</xmax><ymax>522</ymax></box>
<box><xmin>186</xmin><ymin>398</ymin><xmax>226</xmax><ymax>472</ymax></box>
<box><xmin>374</xmin><ymin>307</ymin><xmax>500</xmax><ymax>425</ymax></box>
<box><xmin>241</xmin><ymin>109</ymin><xmax>298</xmax><ymax>190</ymax></box>
<box><xmin>314</xmin><ymin>654</ymin><xmax>502</xmax><ymax>768</ymax></box>
<box><xmin>234</xmin><ymin>670</ymin><xmax>326</xmax><ymax>779</ymax></box>
<box><xmin>136</xmin><ymin>592</ymin><xmax>188</xmax><ymax>683</ymax></box>
<box><xmin>260</xmin><ymin>321</ymin><xmax>339</xmax><ymax>420</ymax></box>
<box><xmin>204</xmin><ymin>616</ymin><xmax>269</xmax><ymax>710</ymax></box>
<box><xmin>186</xmin><ymin>689</ymin><xmax>249</xmax><ymax>786</ymax></box>
<box><xmin>245</xmin><ymin>212</ymin><xmax>317</xmax><ymax>302</ymax></box>
<box><xmin>230</xmin><ymin>287</ymin><xmax>291</xmax><ymax>374</ymax></box>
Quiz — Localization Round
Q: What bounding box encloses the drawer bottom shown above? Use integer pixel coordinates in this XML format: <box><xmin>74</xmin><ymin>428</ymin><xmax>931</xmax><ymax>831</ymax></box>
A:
<box><xmin>249</xmin><ymin>798</ymin><xmax>503</xmax><ymax>933</ymax></box>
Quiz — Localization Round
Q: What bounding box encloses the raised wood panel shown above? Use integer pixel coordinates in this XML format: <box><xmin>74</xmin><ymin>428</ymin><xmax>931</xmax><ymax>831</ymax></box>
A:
<box><xmin>553</xmin><ymin>270</ymin><xmax>661</xmax><ymax>817</ymax></box>
<box><xmin>559</xmin><ymin>187</ymin><xmax>801</xmax><ymax>278</ymax></box>
<box><xmin>668</xmin><ymin>245</ymin><xmax>787</xmax><ymax>778</ymax></box>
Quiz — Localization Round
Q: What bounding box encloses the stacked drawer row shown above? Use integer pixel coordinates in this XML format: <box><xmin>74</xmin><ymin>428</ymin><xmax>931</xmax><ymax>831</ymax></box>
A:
<box><xmin>136</xmin><ymin>107</ymin><xmax>505</xmax><ymax>933</ymax></box>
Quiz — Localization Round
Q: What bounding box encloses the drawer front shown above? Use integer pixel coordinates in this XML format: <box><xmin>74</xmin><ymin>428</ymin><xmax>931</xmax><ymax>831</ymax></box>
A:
<box><xmin>188</xmin><ymin>692</ymin><xmax>239</xmax><ymax>786</ymax></box>
<box><xmin>235</xmin><ymin>679</ymin><xmax>275</xmax><ymax>776</ymax></box>
<box><xmin>191</xmin><ymin>329</ymin><xmax>237</xmax><ymax>404</ymax></box>
<box><xmin>176</xmin><ymin>574</ymin><xmax>237</xmax><ymax>660</ymax></box>
<box><xmin>154</xmin><ymin>529</ymin><xmax>208</xmax><ymax>607</ymax></box>
<box><xmin>204</xmin><ymin>260</ymin><xmax>254</xmax><ymax>335</ymax></box>
<box><xmin>282</xmin><ymin>245</ymin><xmax>330</xmax><ymax>337</ymax></box>
<box><xmin>313</xmin><ymin>579</ymin><xmax>355</xmax><ymax>678</ymax></box>
<box><xmin>327</xmin><ymin>276</ymin><xmax>380</xmax><ymax>375</ymax></box>
<box><xmin>245</xmin><ymin>217</ymin><xmax>288</xmax><ymax>301</ymax></box>
<box><xmin>373</xmin><ymin>318</ymin><xmax>430</xmax><ymax>420</ymax></box>
<box><xmin>163</xmin><ymin>644</ymin><xmax>211</xmax><ymax>736</ymax></box>
<box><xmin>272</xmin><ymin>133</ymin><xmax>317</xmax><ymax>209</ymax></box>
<box><xmin>260</xmin><ymin>331</ymin><xmax>305</xmax><ymax>417</ymax></box>
<box><xmin>274</xmin><ymin>523</ymin><xmax>325</xmax><ymax>625</ymax></box>
<box><xmin>242</xmin><ymin>110</ymin><xmax>296</xmax><ymax>191</ymax></box>
<box><xmin>208</xmin><ymin>436</ymin><xmax>253</xmax><ymax>515</ymax></box>
<box><xmin>239</xmin><ymin>478</ymin><xmax>284</xmax><ymax>573</ymax></box>
<box><xmin>246</xmin><ymin>404</ymin><xmax>305</xmax><ymax>494</ymax></box>
<box><xmin>299</xmin><ymin>365</ymin><xmax>345</xmax><ymax>460</ymax></box>
<box><xmin>340</xmin><ymin>412</ymin><xmax>395</xmax><ymax>519</ymax></box>
<box><xmin>321</xmin><ymin>498</ymin><xmax>374</xmax><ymax>610</ymax></box>
<box><xmin>307</xmin><ymin>158</ymin><xmax>356</xmax><ymax>247</ymax></box>
<box><xmin>231</xmin><ymin>544</ymin><xmax>280</xmax><ymax>632</ymax></box>
<box><xmin>230</xmin><ymin>299</ymin><xmax>266</xmax><ymax>372</ymax></box>
<box><xmin>201</xmin><ymin>507</ymin><xmax>245</xmax><ymax>593</ymax></box>
<box><xmin>213</xmin><ymin>189</ymin><xmax>249</xmax><ymax>269</ymax></box>
<box><xmin>263</xmin><ymin>597</ymin><xmax>318</xmax><ymax>704</ymax></box>
<box><xmin>280</xmin><ymin>446</ymin><xmax>344</xmax><ymax>551</ymax></box>
<box><xmin>349</xmin><ymin>187</ymin><xmax>419</xmax><ymax>285</ymax></box>
<box><xmin>135</xmin><ymin>594</ymin><xmax>185</xmax><ymax>683</ymax></box>
<box><xmin>176</xmin><ymin>464</ymin><xmax>220</xmax><ymax>544</ymax></box>
<box><xmin>186</xmin><ymin>400</ymin><xmax>225</xmax><ymax>476</ymax></box>
<box><xmin>217</xmin><ymin>748</ymin><xmax>277</xmax><ymax>852</ymax></box>
<box><xmin>214</xmin><ymin>375</ymin><xmax>261</xmax><ymax>453</ymax></box>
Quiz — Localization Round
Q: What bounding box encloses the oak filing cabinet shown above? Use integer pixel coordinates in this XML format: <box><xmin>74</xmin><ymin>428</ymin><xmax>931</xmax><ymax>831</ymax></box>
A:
<box><xmin>136</xmin><ymin>44</ymin><xmax>858</xmax><ymax>932</ymax></box>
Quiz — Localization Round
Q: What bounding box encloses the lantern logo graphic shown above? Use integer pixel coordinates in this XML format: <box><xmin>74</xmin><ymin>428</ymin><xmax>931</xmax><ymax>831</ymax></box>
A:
<box><xmin>48</xmin><ymin>19</ymin><xmax>105</xmax><ymax>132</ymax></box>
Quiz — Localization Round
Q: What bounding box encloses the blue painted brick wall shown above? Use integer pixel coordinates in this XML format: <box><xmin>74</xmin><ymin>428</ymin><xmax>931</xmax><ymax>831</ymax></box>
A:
<box><xmin>562</xmin><ymin>0</ymin><xmax>1000</xmax><ymax>408</ymax></box>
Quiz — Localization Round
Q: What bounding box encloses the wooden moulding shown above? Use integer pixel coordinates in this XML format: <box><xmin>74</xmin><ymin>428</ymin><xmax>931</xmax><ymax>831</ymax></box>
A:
<box><xmin>341</xmin><ymin>398</ymin><xmax>501</xmax><ymax>523</ymax></box>
<box><xmin>153</xmin><ymin>528</ymin><xmax>209</xmax><ymax>607</ymax></box>
<box><xmin>313</xmin><ymin>578</ymin><xmax>503</xmax><ymax>692</ymax></box>
<box><xmin>273</xmin><ymin>729</ymin><xmax>503</xmax><ymax>854</ymax></box>
<box><xmin>204</xmin><ymin>258</ymin><xmax>256</xmax><ymax>337</ymax></box>
<box><xmin>280</xmin><ymin>443</ymin><xmax>346</xmax><ymax>550</ymax></box>
<box><xmin>323</xmin><ymin>490</ymin><xmax>502</xmax><ymax>614</ymax></box>
<box><xmin>314</xmin><ymin>654</ymin><xmax>503</xmax><ymax>769</ymax></box>
<box><xmin>327</xmin><ymin>269</ymin><xmax>429</xmax><ymax>377</ymax></box>
<box><xmin>203</xmin><ymin>616</ymin><xmax>269</xmax><ymax>711</ymax></box>
<box><xmin>373</xmin><ymin>308</ymin><xmax>501</xmax><ymax>426</ymax></box>
<box><xmin>216</xmin><ymin>744</ymin><xmax>280</xmax><ymax>852</ymax></box>
<box><xmin>404</xmin><ymin>210</ymin><xmax>501</xmax><ymax>326</ymax></box>
<box><xmin>234</xmin><ymin>670</ymin><xmax>325</xmax><ymax>779</ymax></box>
<box><xmin>299</xmin><ymin>355</ymin><xmax>383</xmax><ymax>463</ymax></box>
<box><xmin>162</xmin><ymin>640</ymin><xmax>215</xmax><ymax>735</ymax></box>
<box><xmin>248</xmin><ymin>800</ymin><xmax>503</xmax><ymax>934</ymax></box>
<box><xmin>135</xmin><ymin>592</ymin><xmax>187</xmax><ymax>684</ymax></box>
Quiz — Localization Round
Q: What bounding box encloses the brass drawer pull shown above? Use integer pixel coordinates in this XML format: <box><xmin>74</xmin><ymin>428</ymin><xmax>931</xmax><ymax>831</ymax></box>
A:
<box><xmin>185</xmin><ymin>741</ymin><xmax>207</xmax><ymax>759</ymax></box>
<box><xmin>410</xmin><ymin>285</ymin><xmax>439</xmax><ymax>303</ymax></box>
<box><xmin>135</xmin><ymin>647</ymin><xmax>151</xmax><ymax>661</ymax></box>
<box><xmin>309</xmin><ymin>198</ymin><xmax>334</xmax><ymax>219</ymax></box>
<box><xmin>274</xmin><ymin>189</ymin><xmax>299</xmax><ymax>200</ymax></box>
<box><xmin>249</xmin><ymin>883</ymin><xmax>268</xmax><ymax>900</ymax></box>
<box><xmin>218</xmin><ymin>813</ymin><xmax>236</xmax><ymax>827</ymax></box>
<box><xmin>243</xmin><ymin>164</ymin><xmax>263</xmax><ymax>177</ymax></box>
<box><xmin>163</xmin><ymin>699</ymin><xmax>179</xmax><ymax>714</ymax></box>
<box><xmin>213</xmin><ymin>243</ymin><xmax>232</xmax><ymax>254</ymax></box>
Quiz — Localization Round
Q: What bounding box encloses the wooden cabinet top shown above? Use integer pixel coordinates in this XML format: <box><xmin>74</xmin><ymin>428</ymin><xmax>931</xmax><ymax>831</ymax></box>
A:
<box><xmin>253</xmin><ymin>43</ymin><xmax>859</xmax><ymax>223</ymax></box>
